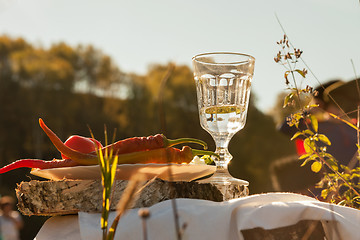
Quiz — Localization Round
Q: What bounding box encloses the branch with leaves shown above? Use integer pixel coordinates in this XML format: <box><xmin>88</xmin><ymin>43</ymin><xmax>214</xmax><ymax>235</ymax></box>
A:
<box><xmin>275</xmin><ymin>34</ymin><xmax>360</xmax><ymax>208</ymax></box>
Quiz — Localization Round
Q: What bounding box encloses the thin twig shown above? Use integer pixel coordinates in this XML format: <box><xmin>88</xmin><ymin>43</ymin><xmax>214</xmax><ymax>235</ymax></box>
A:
<box><xmin>107</xmin><ymin>174</ymin><xmax>145</xmax><ymax>239</ymax></box>
<box><xmin>350</xmin><ymin>59</ymin><xmax>359</xmax><ymax>97</ymax></box>
<box><xmin>157</xmin><ymin>63</ymin><xmax>175</xmax><ymax>135</ymax></box>
<box><xmin>138</xmin><ymin>208</ymin><xmax>150</xmax><ymax>240</ymax></box>
<box><xmin>329</xmin><ymin>113</ymin><xmax>358</xmax><ymax>131</ymax></box>
<box><xmin>165</xmin><ymin>150</ymin><xmax>182</xmax><ymax>240</ymax></box>
<box><xmin>156</xmin><ymin>62</ymin><xmax>183</xmax><ymax>240</ymax></box>
<box><xmin>275</xmin><ymin>13</ymin><xmax>351</xmax><ymax>121</ymax></box>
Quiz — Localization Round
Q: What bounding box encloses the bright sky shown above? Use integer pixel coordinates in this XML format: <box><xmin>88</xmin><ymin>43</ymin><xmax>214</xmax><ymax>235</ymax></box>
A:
<box><xmin>0</xmin><ymin>0</ymin><xmax>359</xmax><ymax>113</ymax></box>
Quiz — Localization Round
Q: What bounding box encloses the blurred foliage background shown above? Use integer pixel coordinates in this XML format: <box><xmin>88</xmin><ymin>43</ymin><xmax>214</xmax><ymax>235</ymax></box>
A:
<box><xmin>0</xmin><ymin>35</ymin><xmax>295</xmax><ymax>239</ymax></box>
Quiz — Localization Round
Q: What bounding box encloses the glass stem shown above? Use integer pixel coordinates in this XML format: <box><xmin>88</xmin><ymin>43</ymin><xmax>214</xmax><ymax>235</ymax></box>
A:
<box><xmin>214</xmin><ymin>135</ymin><xmax>233</xmax><ymax>171</ymax></box>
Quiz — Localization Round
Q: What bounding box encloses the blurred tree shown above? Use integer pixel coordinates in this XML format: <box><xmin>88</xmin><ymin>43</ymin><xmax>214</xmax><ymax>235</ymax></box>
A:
<box><xmin>9</xmin><ymin>43</ymin><xmax>76</xmax><ymax>159</ymax></box>
<box><xmin>0</xmin><ymin>36</ymin><xmax>126</xmax><ymax>167</ymax></box>
<box><xmin>75</xmin><ymin>45</ymin><xmax>124</xmax><ymax>95</ymax></box>
<box><xmin>0</xmin><ymin>36</ymin><xmax>31</xmax><ymax>163</ymax></box>
<box><xmin>50</xmin><ymin>42</ymin><xmax>78</xmax><ymax>68</ymax></box>
<box><xmin>158</xmin><ymin>64</ymin><xmax>211</xmax><ymax>142</ymax></box>
<box><xmin>0</xmin><ymin>35</ymin><xmax>129</xmax><ymax>240</ymax></box>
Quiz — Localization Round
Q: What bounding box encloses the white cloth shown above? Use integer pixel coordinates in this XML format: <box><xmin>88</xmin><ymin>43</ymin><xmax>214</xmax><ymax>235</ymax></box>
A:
<box><xmin>35</xmin><ymin>215</ymin><xmax>80</xmax><ymax>240</ymax></box>
<box><xmin>35</xmin><ymin>192</ymin><xmax>360</xmax><ymax>240</ymax></box>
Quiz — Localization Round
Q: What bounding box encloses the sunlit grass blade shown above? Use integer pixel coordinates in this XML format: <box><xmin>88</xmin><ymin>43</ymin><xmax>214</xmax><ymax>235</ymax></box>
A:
<box><xmin>110</xmin><ymin>155</ymin><xmax>118</xmax><ymax>187</ymax></box>
<box><xmin>91</xmin><ymin>125</ymin><xmax>119</xmax><ymax>240</ymax></box>
<box><xmin>98</xmin><ymin>147</ymin><xmax>109</xmax><ymax>237</ymax></box>
<box><xmin>100</xmin><ymin>150</ymin><xmax>118</xmax><ymax>239</ymax></box>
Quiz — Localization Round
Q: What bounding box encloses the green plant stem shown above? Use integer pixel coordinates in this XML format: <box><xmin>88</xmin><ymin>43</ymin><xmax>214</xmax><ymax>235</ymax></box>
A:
<box><xmin>288</xmin><ymin>64</ymin><xmax>303</xmax><ymax>110</ymax></box>
<box><xmin>305</xmin><ymin>141</ymin><xmax>360</xmax><ymax>198</ymax></box>
<box><xmin>167</xmin><ymin>138</ymin><xmax>208</xmax><ymax>150</ymax></box>
<box><xmin>107</xmin><ymin>214</ymin><xmax>121</xmax><ymax>240</ymax></box>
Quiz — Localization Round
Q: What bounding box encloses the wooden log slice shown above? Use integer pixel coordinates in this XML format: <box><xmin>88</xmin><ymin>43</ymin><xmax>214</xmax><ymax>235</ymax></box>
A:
<box><xmin>16</xmin><ymin>179</ymin><xmax>249</xmax><ymax>216</ymax></box>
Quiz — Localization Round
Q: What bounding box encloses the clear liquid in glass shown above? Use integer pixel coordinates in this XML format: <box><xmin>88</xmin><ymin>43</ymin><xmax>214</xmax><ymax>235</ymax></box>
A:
<box><xmin>200</xmin><ymin>104</ymin><xmax>246</xmax><ymax>135</ymax></box>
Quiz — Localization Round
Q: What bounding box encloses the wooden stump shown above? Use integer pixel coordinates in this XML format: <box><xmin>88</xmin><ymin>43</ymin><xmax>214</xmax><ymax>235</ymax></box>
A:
<box><xmin>16</xmin><ymin>179</ymin><xmax>249</xmax><ymax>216</ymax></box>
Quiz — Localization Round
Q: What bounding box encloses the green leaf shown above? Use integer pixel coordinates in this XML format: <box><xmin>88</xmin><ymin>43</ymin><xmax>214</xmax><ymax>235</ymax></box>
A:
<box><xmin>322</xmin><ymin>152</ymin><xmax>334</xmax><ymax>159</ymax></box>
<box><xmin>300</xmin><ymin>158</ymin><xmax>311</xmax><ymax>167</ymax></box>
<box><xmin>317</xmin><ymin>134</ymin><xmax>331</xmax><ymax>146</ymax></box>
<box><xmin>326</xmin><ymin>158</ymin><xmax>339</xmax><ymax>172</ymax></box>
<box><xmin>303</xmin><ymin>129</ymin><xmax>314</xmax><ymax>136</ymax></box>
<box><xmin>306</xmin><ymin>104</ymin><xmax>319</xmax><ymax>109</ymax></box>
<box><xmin>311</xmin><ymin>161</ymin><xmax>322</xmax><ymax>173</ymax></box>
<box><xmin>284</xmin><ymin>71</ymin><xmax>290</xmax><ymax>85</ymax></box>
<box><xmin>299</xmin><ymin>153</ymin><xmax>310</xmax><ymax>160</ymax></box>
<box><xmin>300</xmin><ymin>153</ymin><xmax>318</xmax><ymax>165</ymax></box>
<box><xmin>304</xmin><ymin>138</ymin><xmax>315</xmax><ymax>154</ymax></box>
<box><xmin>321</xmin><ymin>188</ymin><xmax>329</xmax><ymax>199</ymax></box>
<box><xmin>310</xmin><ymin>115</ymin><xmax>318</xmax><ymax>132</ymax></box>
<box><xmin>110</xmin><ymin>156</ymin><xmax>118</xmax><ymax>187</ymax></box>
<box><xmin>353</xmin><ymin>196</ymin><xmax>360</xmax><ymax>201</ymax></box>
<box><xmin>351</xmin><ymin>173</ymin><xmax>360</xmax><ymax>179</ymax></box>
<box><xmin>283</xmin><ymin>92</ymin><xmax>293</xmax><ymax>108</ymax></box>
<box><xmin>295</xmin><ymin>69</ymin><xmax>306</xmax><ymax>78</ymax></box>
<box><xmin>331</xmin><ymin>164</ymin><xmax>338</xmax><ymax>172</ymax></box>
<box><xmin>291</xmin><ymin>131</ymin><xmax>303</xmax><ymax>141</ymax></box>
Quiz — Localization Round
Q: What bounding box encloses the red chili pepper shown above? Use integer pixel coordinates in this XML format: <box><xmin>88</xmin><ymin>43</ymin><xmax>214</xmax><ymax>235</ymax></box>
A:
<box><xmin>115</xmin><ymin>146</ymin><xmax>218</xmax><ymax>165</ymax></box>
<box><xmin>101</xmin><ymin>134</ymin><xmax>208</xmax><ymax>155</ymax></box>
<box><xmin>0</xmin><ymin>147</ymin><xmax>217</xmax><ymax>173</ymax></box>
<box><xmin>0</xmin><ymin>146</ymin><xmax>218</xmax><ymax>173</ymax></box>
<box><xmin>0</xmin><ymin>158</ymin><xmax>79</xmax><ymax>174</ymax></box>
<box><xmin>39</xmin><ymin>118</ymin><xmax>99</xmax><ymax>163</ymax></box>
<box><xmin>39</xmin><ymin>118</ymin><xmax>208</xmax><ymax>165</ymax></box>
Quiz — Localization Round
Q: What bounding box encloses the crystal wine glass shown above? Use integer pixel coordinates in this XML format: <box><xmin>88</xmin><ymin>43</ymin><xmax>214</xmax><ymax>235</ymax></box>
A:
<box><xmin>192</xmin><ymin>52</ymin><xmax>255</xmax><ymax>185</ymax></box>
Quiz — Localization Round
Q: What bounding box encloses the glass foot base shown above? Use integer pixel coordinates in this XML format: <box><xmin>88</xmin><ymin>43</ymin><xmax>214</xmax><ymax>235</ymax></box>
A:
<box><xmin>197</xmin><ymin>170</ymin><xmax>249</xmax><ymax>186</ymax></box>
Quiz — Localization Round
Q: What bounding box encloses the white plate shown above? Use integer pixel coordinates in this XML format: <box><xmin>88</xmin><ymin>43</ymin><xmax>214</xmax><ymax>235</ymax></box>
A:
<box><xmin>30</xmin><ymin>164</ymin><xmax>216</xmax><ymax>182</ymax></box>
